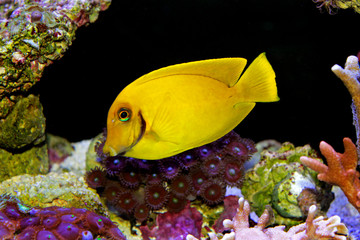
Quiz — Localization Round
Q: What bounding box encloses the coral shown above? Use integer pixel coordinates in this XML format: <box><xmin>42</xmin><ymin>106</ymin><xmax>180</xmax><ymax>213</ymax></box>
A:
<box><xmin>144</xmin><ymin>184</ymin><xmax>169</xmax><ymax>210</ymax></box>
<box><xmin>0</xmin><ymin>194</ymin><xmax>126</xmax><ymax>239</ymax></box>
<box><xmin>312</xmin><ymin>0</ymin><xmax>360</xmax><ymax>14</ymax></box>
<box><xmin>85</xmin><ymin>167</ymin><xmax>108</xmax><ymax>189</ymax></box>
<box><xmin>199</xmin><ymin>180</ymin><xmax>226</xmax><ymax>206</ymax></box>
<box><xmin>140</xmin><ymin>203</ymin><xmax>203</xmax><ymax>240</ymax></box>
<box><xmin>331</xmin><ymin>55</ymin><xmax>360</xmax><ymax>158</ymax></box>
<box><xmin>187</xmin><ymin>197</ymin><xmax>349</xmax><ymax>240</ymax></box>
<box><xmin>87</xmin><ymin>131</ymin><xmax>256</xmax><ymax>223</ymax></box>
<box><xmin>300</xmin><ymin>138</ymin><xmax>360</xmax><ymax>213</ymax></box>
<box><xmin>299</xmin><ymin>55</ymin><xmax>360</xmax><ymax>214</ymax></box>
<box><xmin>0</xmin><ymin>172</ymin><xmax>108</xmax><ymax>216</ymax></box>
<box><xmin>242</xmin><ymin>142</ymin><xmax>334</xmax><ymax>226</ymax></box>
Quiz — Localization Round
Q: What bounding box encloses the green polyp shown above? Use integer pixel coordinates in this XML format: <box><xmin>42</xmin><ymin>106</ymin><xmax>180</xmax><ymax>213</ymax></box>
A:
<box><xmin>153</xmin><ymin>192</ymin><xmax>160</xmax><ymax>199</ymax></box>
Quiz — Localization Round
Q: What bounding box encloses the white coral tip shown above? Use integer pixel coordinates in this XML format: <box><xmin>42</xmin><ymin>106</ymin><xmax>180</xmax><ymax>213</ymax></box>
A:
<box><xmin>331</xmin><ymin>64</ymin><xmax>342</xmax><ymax>72</ymax></box>
<box><xmin>223</xmin><ymin>219</ymin><xmax>234</xmax><ymax>228</ymax></box>
<box><xmin>208</xmin><ymin>232</ymin><xmax>219</xmax><ymax>240</ymax></box>
<box><xmin>222</xmin><ymin>232</ymin><xmax>236</xmax><ymax>240</ymax></box>
<box><xmin>186</xmin><ymin>234</ymin><xmax>198</xmax><ymax>240</ymax></box>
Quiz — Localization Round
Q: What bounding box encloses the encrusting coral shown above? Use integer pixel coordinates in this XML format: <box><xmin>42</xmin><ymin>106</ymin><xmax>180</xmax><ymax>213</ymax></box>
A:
<box><xmin>187</xmin><ymin>197</ymin><xmax>349</xmax><ymax>240</ymax></box>
<box><xmin>300</xmin><ymin>55</ymin><xmax>360</xmax><ymax>213</ymax></box>
<box><xmin>0</xmin><ymin>194</ymin><xmax>126</xmax><ymax>239</ymax></box>
<box><xmin>86</xmin><ymin>131</ymin><xmax>256</xmax><ymax>224</ymax></box>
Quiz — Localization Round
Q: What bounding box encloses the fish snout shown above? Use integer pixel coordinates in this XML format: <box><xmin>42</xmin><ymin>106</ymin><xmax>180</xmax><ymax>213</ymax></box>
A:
<box><xmin>102</xmin><ymin>144</ymin><xmax>119</xmax><ymax>157</ymax></box>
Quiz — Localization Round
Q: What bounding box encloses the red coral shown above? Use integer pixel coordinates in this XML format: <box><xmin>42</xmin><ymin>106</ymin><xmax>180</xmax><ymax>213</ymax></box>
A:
<box><xmin>301</xmin><ymin>138</ymin><xmax>360</xmax><ymax>212</ymax></box>
<box><xmin>88</xmin><ymin>131</ymin><xmax>254</xmax><ymax>223</ymax></box>
<box><xmin>85</xmin><ymin>167</ymin><xmax>107</xmax><ymax>189</ymax></box>
<box><xmin>223</xmin><ymin>157</ymin><xmax>245</xmax><ymax>187</ymax></box>
<box><xmin>167</xmin><ymin>193</ymin><xmax>189</xmax><ymax>213</ymax></box>
<box><xmin>158</xmin><ymin>158</ymin><xmax>181</xmax><ymax>180</ymax></box>
<box><xmin>201</xmin><ymin>154</ymin><xmax>224</xmax><ymax>177</ymax></box>
<box><xmin>145</xmin><ymin>184</ymin><xmax>169</xmax><ymax>210</ymax></box>
<box><xmin>199</xmin><ymin>180</ymin><xmax>226</xmax><ymax>205</ymax></box>
<box><xmin>170</xmin><ymin>175</ymin><xmax>191</xmax><ymax>198</ymax></box>
<box><xmin>114</xmin><ymin>192</ymin><xmax>138</xmax><ymax>214</ymax></box>
<box><xmin>134</xmin><ymin>203</ymin><xmax>150</xmax><ymax>223</ymax></box>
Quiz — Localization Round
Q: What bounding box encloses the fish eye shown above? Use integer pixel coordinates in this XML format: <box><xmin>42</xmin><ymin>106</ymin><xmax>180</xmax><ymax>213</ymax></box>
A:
<box><xmin>118</xmin><ymin>108</ymin><xmax>131</xmax><ymax>122</ymax></box>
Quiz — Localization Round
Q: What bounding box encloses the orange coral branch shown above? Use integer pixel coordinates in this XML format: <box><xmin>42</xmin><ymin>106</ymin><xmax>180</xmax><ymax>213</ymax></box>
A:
<box><xmin>300</xmin><ymin>138</ymin><xmax>360</xmax><ymax>212</ymax></box>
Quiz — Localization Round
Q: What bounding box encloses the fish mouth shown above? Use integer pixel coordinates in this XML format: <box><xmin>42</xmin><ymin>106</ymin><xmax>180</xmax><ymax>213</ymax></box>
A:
<box><xmin>116</xmin><ymin>111</ymin><xmax>146</xmax><ymax>156</ymax></box>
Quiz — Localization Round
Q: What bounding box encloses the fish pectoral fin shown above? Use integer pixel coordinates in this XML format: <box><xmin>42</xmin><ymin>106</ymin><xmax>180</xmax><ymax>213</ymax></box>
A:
<box><xmin>133</xmin><ymin>58</ymin><xmax>248</xmax><ymax>88</ymax></box>
<box><xmin>148</xmin><ymin>94</ymin><xmax>181</xmax><ymax>145</ymax></box>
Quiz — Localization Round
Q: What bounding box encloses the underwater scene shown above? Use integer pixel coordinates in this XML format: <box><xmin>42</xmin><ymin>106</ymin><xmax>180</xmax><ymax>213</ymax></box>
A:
<box><xmin>1</xmin><ymin>0</ymin><xmax>360</xmax><ymax>239</ymax></box>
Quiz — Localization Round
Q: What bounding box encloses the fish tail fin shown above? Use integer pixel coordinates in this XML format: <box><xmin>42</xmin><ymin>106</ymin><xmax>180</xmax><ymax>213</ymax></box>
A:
<box><xmin>234</xmin><ymin>52</ymin><xmax>279</xmax><ymax>102</ymax></box>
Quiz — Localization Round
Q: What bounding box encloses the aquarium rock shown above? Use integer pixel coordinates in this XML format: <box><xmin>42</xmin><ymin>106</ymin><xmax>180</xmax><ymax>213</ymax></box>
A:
<box><xmin>0</xmin><ymin>172</ymin><xmax>108</xmax><ymax>216</ymax></box>
<box><xmin>241</xmin><ymin>142</ymin><xmax>334</xmax><ymax>226</ymax></box>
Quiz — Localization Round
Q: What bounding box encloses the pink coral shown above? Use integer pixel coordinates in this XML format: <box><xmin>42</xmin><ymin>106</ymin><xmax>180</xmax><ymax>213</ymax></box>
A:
<box><xmin>187</xmin><ymin>197</ymin><xmax>348</xmax><ymax>240</ymax></box>
<box><xmin>140</xmin><ymin>203</ymin><xmax>203</xmax><ymax>240</ymax></box>
<box><xmin>301</xmin><ymin>138</ymin><xmax>360</xmax><ymax>213</ymax></box>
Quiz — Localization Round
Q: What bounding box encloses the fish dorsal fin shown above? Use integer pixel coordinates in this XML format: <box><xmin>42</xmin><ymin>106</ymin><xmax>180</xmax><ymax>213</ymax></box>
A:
<box><xmin>133</xmin><ymin>58</ymin><xmax>248</xmax><ymax>87</ymax></box>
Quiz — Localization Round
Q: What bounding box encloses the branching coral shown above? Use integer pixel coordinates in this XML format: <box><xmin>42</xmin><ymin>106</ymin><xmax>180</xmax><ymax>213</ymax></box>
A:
<box><xmin>187</xmin><ymin>197</ymin><xmax>349</xmax><ymax>240</ymax></box>
<box><xmin>301</xmin><ymin>138</ymin><xmax>360</xmax><ymax>213</ymax></box>
<box><xmin>299</xmin><ymin>55</ymin><xmax>360</xmax><ymax>213</ymax></box>
<box><xmin>87</xmin><ymin>131</ymin><xmax>256</xmax><ymax>223</ymax></box>
<box><xmin>332</xmin><ymin>55</ymin><xmax>360</xmax><ymax>158</ymax></box>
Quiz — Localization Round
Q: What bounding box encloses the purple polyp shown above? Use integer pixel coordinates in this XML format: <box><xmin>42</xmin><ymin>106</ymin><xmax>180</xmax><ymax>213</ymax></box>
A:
<box><xmin>81</xmin><ymin>230</ymin><xmax>94</xmax><ymax>240</ymax></box>
<box><xmin>36</xmin><ymin>230</ymin><xmax>57</xmax><ymax>240</ymax></box>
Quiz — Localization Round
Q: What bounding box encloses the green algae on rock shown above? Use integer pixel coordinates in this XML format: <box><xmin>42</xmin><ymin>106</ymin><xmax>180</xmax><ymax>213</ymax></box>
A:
<box><xmin>0</xmin><ymin>0</ymin><xmax>112</xmax><ymax>181</ymax></box>
<box><xmin>0</xmin><ymin>0</ymin><xmax>111</xmax><ymax>115</ymax></box>
<box><xmin>0</xmin><ymin>143</ymin><xmax>48</xmax><ymax>182</ymax></box>
<box><xmin>0</xmin><ymin>94</ymin><xmax>48</xmax><ymax>182</ymax></box>
<box><xmin>0</xmin><ymin>172</ymin><xmax>108</xmax><ymax>216</ymax></box>
<box><xmin>241</xmin><ymin>142</ymin><xmax>334</xmax><ymax>227</ymax></box>
<box><xmin>0</xmin><ymin>94</ymin><xmax>45</xmax><ymax>149</ymax></box>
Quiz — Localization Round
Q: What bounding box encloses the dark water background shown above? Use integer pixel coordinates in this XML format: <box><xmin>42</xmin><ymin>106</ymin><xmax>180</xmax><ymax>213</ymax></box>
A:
<box><xmin>40</xmin><ymin>0</ymin><xmax>359</xmax><ymax>152</ymax></box>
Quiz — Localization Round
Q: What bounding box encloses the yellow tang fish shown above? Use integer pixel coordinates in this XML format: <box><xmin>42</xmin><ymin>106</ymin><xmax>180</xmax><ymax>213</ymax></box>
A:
<box><xmin>103</xmin><ymin>53</ymin><xmax>279</xmax><ymax>160</ymax></box>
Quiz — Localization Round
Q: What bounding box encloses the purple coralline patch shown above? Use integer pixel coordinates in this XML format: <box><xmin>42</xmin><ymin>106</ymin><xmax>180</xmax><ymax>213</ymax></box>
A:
<box><xmin>140</xmin><ymin>203</ymin><xmax>203</xmax><ymax>240</ymax></box>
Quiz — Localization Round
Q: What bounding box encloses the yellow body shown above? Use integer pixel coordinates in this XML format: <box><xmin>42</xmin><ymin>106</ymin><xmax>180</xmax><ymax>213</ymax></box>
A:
<box><xmin>103</xmin><ymin>53</ymin><xmax>279</xmax><ymax>160</ymax></box>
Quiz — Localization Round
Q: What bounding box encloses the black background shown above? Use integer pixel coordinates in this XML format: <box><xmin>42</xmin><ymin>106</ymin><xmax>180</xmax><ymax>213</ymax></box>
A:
<box><xmin>39</xmin><ymin>0</ymin><xmax>359</xmax><ymax>152</ymax></box>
